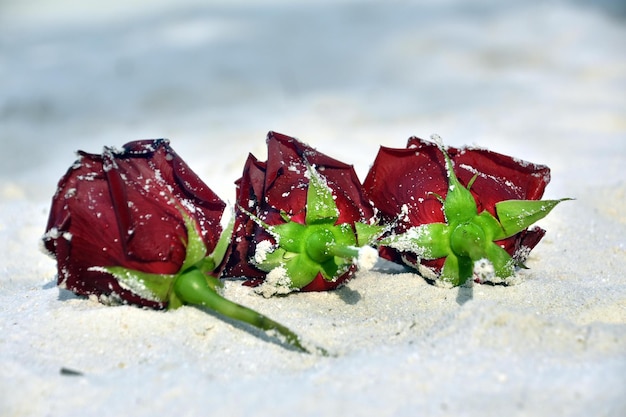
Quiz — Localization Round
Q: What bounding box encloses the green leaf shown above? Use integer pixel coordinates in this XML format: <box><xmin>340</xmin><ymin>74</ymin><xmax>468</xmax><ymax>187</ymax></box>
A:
<box><xmin>495</xmin><ymin>198</ymin><xmax>571</xmax><ymax>238</ymax></box>
<box><xmin>305</xmin><ymin>165</ymin><xmax>340</xmax><ymax>225</ymax></box>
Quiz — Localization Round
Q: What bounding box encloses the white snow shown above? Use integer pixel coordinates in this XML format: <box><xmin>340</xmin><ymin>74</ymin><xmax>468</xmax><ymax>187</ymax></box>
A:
<box><xmin>356</xmin><ymin>245</ymin><xmax>378</xmax><ymax>271</ymax></box>
<box><xmin>253</xmin><ymin>239</ymin><xmax>275</xmax><ymax>264</ymax></box>
<box><xmin>255</xmin><ymin>265</ymin><xmax>296</xmax><ymax>298</ymax></box>
<box><xmin>1</xmin><ymin>1</ymin><xmax>626</xmax><ymax>416</ymax></box>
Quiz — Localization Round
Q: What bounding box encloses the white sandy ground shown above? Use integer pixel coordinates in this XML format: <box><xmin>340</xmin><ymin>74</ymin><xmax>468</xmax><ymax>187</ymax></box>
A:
<box><xmin>1</xmin><ymin>0</ymin><xmax>625</xmax><ymax>416</ymax></box>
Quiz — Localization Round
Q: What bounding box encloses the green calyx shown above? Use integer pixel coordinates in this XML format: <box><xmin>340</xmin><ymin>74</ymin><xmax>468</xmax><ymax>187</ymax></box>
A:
<box><xmin>251</xmin><ymin>165</ymin><xmax>384</xmax><ymax>293</ymax></box>
<box><xmin>104</xmin><ymin>208</ymin><xmax>232</xmax><ymax>309</ymax></box>
<box><xmin>381</xmin><ymin>137</ymin><xmax>570</xmax><ymax>286</ymax></box>
<box><xmin>100</xmin><ymin>207</ymin><xmax>325</xmax><ymax>354</ymax></box>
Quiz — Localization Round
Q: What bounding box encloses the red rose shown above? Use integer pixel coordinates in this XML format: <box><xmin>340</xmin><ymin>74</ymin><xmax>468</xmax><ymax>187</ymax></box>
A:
<box><xmin>364</xmin><ymin>135</ymin><xmax>567</xmax><ymax>286</ymax></box>
<box><xmin>42</xmin><ymin>138</ymin><xmax>323</xmax><ymax>354</ymax></box>
<box><xmin>222</xmin><ymin>131</ymin><xmax>381</xmax><ymax>295</ymax></box>
<box><xmin>42</xmin><ymin>139</ymin><xmax>226</xmax><ymax>308</ymax></box>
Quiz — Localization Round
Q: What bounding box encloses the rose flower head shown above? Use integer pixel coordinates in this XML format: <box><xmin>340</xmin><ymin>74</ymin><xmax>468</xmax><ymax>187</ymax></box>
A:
<box><xmin>364</xmin><ymin>135</ymin><xmax>570</xmax><ymax>287</ymax></box>
<box><xmin>42</xmin><ymin>139</ymin><xmax>323</xmax><ymax>354</ymax></box>
<box><xmin>222</xmin><ymin>132</ymin><xmax>383</xmax><ymax>297</ymax></box>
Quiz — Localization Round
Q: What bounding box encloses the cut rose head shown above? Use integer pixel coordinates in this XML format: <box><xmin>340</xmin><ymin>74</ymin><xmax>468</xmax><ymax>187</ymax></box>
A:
<box><xmin>222</xmin><ymin>131</ymin><xmax>382</xmax><ymax>296</ymax></box>
<box><xmin>364</xmin><ymin>135</ymin><xmax>568</xmax><ymax>286</ymax></box>
<box><xmin>42</xmin><ymin>139</ymin><xmax>322</xmax><ymax>354</ymax></box>
<box><xmin>42</xmin><ymin>139</ymin><xmax>227</xmax><ymax>308</ymax></box>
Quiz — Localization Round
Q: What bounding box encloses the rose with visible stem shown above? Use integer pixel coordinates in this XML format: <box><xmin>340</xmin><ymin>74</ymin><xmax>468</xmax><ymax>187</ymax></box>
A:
<box><xmin>43</xmin><ymin>139</ymin><xmax>325</xmax><ymax>354</ymax></box>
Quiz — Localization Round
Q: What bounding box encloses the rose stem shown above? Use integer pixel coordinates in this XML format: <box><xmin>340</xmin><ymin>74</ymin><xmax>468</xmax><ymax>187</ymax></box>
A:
<box><xmin>174</xmin><ymin>269</ymin><xmax>327</xmax><ymax>355</ymax></box>
<box><xmin>326</xmin><ymin>244</ymin><xmax>359</xmax><ymax>260</ymax></box>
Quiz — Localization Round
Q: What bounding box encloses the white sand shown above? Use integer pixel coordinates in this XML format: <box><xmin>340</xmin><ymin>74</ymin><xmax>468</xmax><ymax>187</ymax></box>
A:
<box><xmin>1</xmin><ymin>1</ymin><xmax>625</xmax><ymax>416</ymax></box>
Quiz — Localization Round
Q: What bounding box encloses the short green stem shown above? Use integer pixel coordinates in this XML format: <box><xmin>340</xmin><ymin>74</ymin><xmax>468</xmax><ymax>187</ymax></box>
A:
<box><xmin>173</xmin><ymin>268</ymin><xmax>327</xmax><ymax>355</ymax></box>
<box><xmin>327</xmin><ymin>244</ymin><xmax>359</xmax><ymax>260</ymax></box>
<box><xmin>305</xmin><ymin>227</ymin><xmax>360</xmax><ymax>263</ymax></box>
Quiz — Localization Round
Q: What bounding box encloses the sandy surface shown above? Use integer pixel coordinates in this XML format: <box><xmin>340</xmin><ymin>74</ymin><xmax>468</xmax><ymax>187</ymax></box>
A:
<box><xmin>1</xmin><ymin>1</ymin><xmax>625</xmax><ymax>416</ymax></box>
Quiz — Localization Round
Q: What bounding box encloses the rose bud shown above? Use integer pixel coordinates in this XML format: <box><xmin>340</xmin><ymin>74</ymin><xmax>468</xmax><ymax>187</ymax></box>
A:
<box><xmin>222</xmin><ymin>132</ymin><xmax>383</xmax><ymax>297</ymax></box>
<box><xmin>42</xmin><ymin>139</ymin><xmax>323</xmax><ymax>354</ymax></box>
<box><xmin>364</xmin><ymin>135</ymin><xmax>570</xmax><ymax>287</ymax></box>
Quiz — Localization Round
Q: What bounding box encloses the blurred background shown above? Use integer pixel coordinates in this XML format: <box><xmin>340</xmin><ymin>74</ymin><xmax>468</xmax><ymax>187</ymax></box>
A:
<box><xmin>1</xmin><ymin>0</ymin><xmax>624</xmax><ymax>203</ymax></box>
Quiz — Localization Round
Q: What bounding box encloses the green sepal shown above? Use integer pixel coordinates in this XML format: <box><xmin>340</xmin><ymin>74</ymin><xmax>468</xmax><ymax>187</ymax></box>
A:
<box><xmin>271</xmin><ymin>222</ymin><xmax>307</xmax><ymax>253</ymax></box>
<box><xmin>103</xmin><ymin>266</ymin><xmax>175</xmax><ymax>303</ymax></box>
<box><xmin>466</xmin><ymin>173</ymin><xmax>479</xmax><ymax>190</ymax></box>
<box><xmin>440</xmin><ymin>253</ymin><xmax>474</xmax><ymax>286</ymax></box>
<box><xmin>495</xmin><ymin>198</ymin><xmax>571</xmax><ymax>238</ymax></box>
<box><xmin>379</xmin><ymin>223</ymin><xmax>451</xmax><ymax>259</ymax></box>
<box><xmin>167</xmin><ymin>291</ymin><xmax>184</xmax><ymax>310</ymax></box>
<box><xmin>101</xmin><ymin>207</ymin><xmax>231</xmax><ymax>307</ymax></box>
<box><xmin>284</xmin><ymin>253</ymin><xmax>321</xmax><ymax>288</ymax></box>
<box><xmin>354</xmin><ymin>221</ymin><xmax>386</xmax><ymax>247</ymax></box>
<box><xmin>305</xmin><ymin>165</ymin><xmax>340</xmax><ymax>225</ymax></box>
<box><xmin>255</xmin><ymin>246</ymin><xmax>292</xmax><ymax>272</ymax></box>
<box><xmin>238</xmin><ymin>206</ymin><xmax>273</xmax><ymax>233</ymax></box>
<box><xmin>331</xmin><ymin>222</ymin><xmax>358</xmax><ymax>248</ymax></box>
<box><xmin>279</xmin><ymin>210</ymin><xmax>291</xmax><ymax>223</ymax></box>
<box><xmin>473</xmin><ymin>210</ymin><xmax>507</xmax><ymax>241</ymax></box>
<box><xmin>180</xmin><ymin>209</ymin><xmax>208</xmax><ymax>271</ymax></box>
<box><xmin>379</xmin><ymin>137</ymin><xmax>571</xmax><ymax>287</ymax></box>
<box><xmin>204</xmin><ymin>273</ymin><xmax>224</xmax><ymax>291</ymax></box>
<box><xmin>204</xmin><ymin>212</ymin><xmax>235</xmax><ymax>273</ymax></box>
<box><xmin>441</xmin><ymin>149</ymin><xmax>478</xmax><ymax>224</ymax></box>
<box><xmin>484</xmin><ymin>242</ymin><xmax>515</xmax><ymax>278</ymax></box>
<box><xmin>318</xmin><ymin>257</ymin><xmax>344</xmax><ymax>282</ymax></box>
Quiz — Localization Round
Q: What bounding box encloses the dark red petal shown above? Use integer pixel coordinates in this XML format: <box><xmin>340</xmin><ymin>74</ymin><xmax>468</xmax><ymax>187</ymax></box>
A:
<box><xmin>53</xmin><ymin>234</ymin><xmax>165</xmax><ymax>309</ymax></box>
<box><xmin>44</xmin><ymin>139</ymin><xmax>225</xmax><ymax>307</ymax></box>
<box><xmin>221</xmin><ymin>154</ymin><xmax>271</xmax><ymax>279</ymax></box>
<box><xmin>102</xmin><ymin>144</ymin><xmax>188</xmax><ymax>268</ymax></box>
<box><xmin>265</xmin><ymin>132</ymin><xmax>374</xmax><ymax>223</ymax></box>
<box><xmin>363</xmin><ymin>139</ymin><xmax>448</xmax><ymax>231</ymax></box>
<box><xmin>496</xmin><ymin>226</ymin><xmax>546</xmax><ymax>262</ymax></box>
<box><xmin>450</xmin><ymin>145</ymin><xmax>551</xmax><ymax>215</ymax></box>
